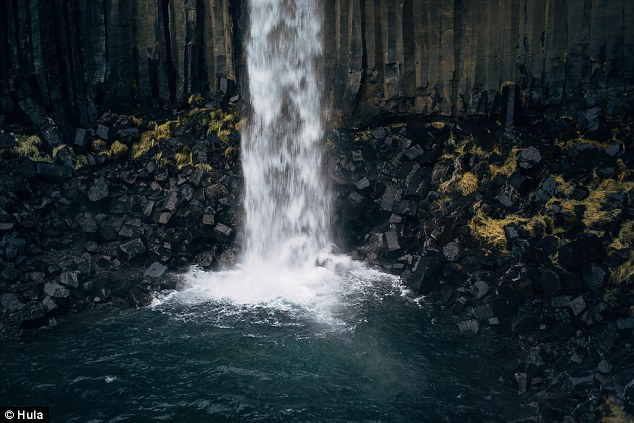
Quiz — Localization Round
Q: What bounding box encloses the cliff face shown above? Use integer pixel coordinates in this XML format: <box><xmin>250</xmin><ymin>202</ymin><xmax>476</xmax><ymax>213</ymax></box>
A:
<box><xmin>324</xmin><ymin>0</ymin><xmax>634</xmax><ymax>121</ymax></box>
<box><xmin>0</xmin><ymin>0</ymin><xmax>244</xmax><ymax>131</ymax></box>
<box><xmin>1</xmin><ymin>0</ymin><xmax>632</xmax><ymax>133</ymax></box>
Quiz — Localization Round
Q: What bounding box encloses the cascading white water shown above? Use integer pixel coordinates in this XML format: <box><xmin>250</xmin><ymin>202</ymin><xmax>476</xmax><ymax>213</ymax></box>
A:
<box><xmin>242</xmin><ymin>0</ymin><xmax>330</xmax><ymax>268</ymax></box>
<box><xmin>166</xmin><ymin>0</ymin><xmax>400</xmax><ymax>319</ymax></box>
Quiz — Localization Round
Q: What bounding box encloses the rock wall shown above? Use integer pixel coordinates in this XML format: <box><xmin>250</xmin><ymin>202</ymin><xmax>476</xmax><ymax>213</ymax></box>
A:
<box><xmin>0</xmin><ymin>0</ymin><xmax>244</xmax><ymax>129</ymax></box>
<box><xmin>324</xmin><ymin>0</ymin><xmax>634</xmax><ymax>121</ymax></box>
<box><xmin>1</xmin><ymin>0</ymin><xmax>633</xmax><ymax>132</ymax></box>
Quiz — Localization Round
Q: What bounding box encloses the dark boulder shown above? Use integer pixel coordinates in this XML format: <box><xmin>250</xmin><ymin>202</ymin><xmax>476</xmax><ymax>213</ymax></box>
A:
<box><xmin>211</xmin><ymin>223</ymin><xmax>233</xmax><ymax>243</ymax></box>
<box><xmin>1</xmin><ymin>293</ymin><xmax>26</xmax><ymax>311</ymax></box>
<box><xmin>458</xmin><ymin>319</ymin><xmax>479</xmax><ymax>334</ymax></box>
<box><xmin>383</xmin><ymin>230</ymin><xmax>401</xmax><ymax>253</ymax></box>
<box><xmin>406</xmin><ymin>256</ymin><xmax>443</xmax><ymax>294</ymax></box>
<box><xmin>17</xmin><ymin>305</ymin><xmax>46</xmax><ymax>329</ymax></box>
<box><xmin>558</xmin><ymin>236</ymin><xmax>606</xmax><ymax>269</ymax></box>
<box><xmin>88</xmin><ymin>178</ymin><xmax>109</xmax><ymax>202</ymax></box>
<box><xmin>380</xmin><ymin>185</ymin><xmax>399</xmax><ymax>211</ymax></box>
<box><xmin>581</xmin><ymin>263</ymin><xmax>606</xmax><ymax>290</ymax></box>
<box><xmin>36</xmin><ymin>163</ymin><xmax>72</xmax><ymax>179</ymax></box>
<box><xmin>518</xmin><ymin>146</ymin><xmax>542</xmax><ymax>169</ymax></box>
<box><xmin>119</xmin><ymin>238</ymin><xmax>147</xmax><ymax>261</ymax></box>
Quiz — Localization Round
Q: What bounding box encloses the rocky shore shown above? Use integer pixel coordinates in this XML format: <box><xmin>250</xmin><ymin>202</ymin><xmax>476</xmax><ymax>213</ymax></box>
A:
<box><xmin>0</xmin><ymin>95</ymin><xmax>242</xmax><ymax>331</ymax></box>
<box><xmin>330</xmin><ymin>107</ymin><xmax>634</xmax><ymax>421</ymax></box>
<box><xmin>2</xmin><ymin>94</ymin><xmax>634</xmax><ymax>420</ymax></box>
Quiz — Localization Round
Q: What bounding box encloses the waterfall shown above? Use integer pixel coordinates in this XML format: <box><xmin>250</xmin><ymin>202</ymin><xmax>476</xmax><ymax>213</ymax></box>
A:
<box><xmin>242</xmin><ymin>0</ymin><xmax>330</xmax><ymax>268</ymax></box>
<box><xmin>173</xmin><ymin>0</ymin><xmax>387</xmax><ymax>316</ymax></box>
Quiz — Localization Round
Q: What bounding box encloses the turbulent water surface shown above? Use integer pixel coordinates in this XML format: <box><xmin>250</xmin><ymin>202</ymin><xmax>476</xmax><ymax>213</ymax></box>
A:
<box><xmin>1</xmin><ymin>275</ymin><xmax>529</xmax><ymax>422</ymax></box>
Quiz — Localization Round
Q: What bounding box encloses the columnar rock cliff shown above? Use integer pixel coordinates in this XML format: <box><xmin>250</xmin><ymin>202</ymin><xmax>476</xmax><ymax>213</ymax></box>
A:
<box><xmin>0</xmin><ymin>0</ymin><xmax>243</xmax><ymax>131</ymax></box>
<box><xmin>324</xmin><ymin>0</ymin><xmax>634</xmax><ymax>120</ymax></box>
<box><xmin>1</xmin><ymin>0</ymin><xmax>632</xmax><ymax>133</ymax></box>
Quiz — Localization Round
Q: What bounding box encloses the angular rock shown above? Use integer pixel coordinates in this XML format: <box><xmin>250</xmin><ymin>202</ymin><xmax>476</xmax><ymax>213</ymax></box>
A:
<box><xmin>384</xmin><ymin>230</ymin><xmax>401</xmax><ymax>252</ymax></box>
<box><xmin>458</xmin><ymin>319</ymin><xmax>479</xmax><ymax>334</ymax></box>
<box><xmin>536</xmin><ymin>177</ymin><xmax>557</xmax><ymax>203</ymax></box>
<box><xmin>442</xmin><ymin>241</ymin><xmax>460</xmax><ymax>262</ymax></box>
<box><xmin>406</xmin><ymin>256</ymin><xmax>443</xmax><ymax>294</ymax></box>
<box><xmin>43</xmin><ymin>282</ymin><xmax>70</xmax><ymax>298</ymax></box>
<box><xmin>96</xmin><ymin>124</ymin><xmax>110</xmax><ymax>140</ymax></box>
<box><xmin>1</xmin><ymin>293</ymin><xmax>26</xmax><ymax>311</ymax></box>
<box><xmin>551</xmin><ymin>296</ymin><xmax>571</xmax><ymax>308</ymax></box>
<box><xmin>18</xmin><ymin>305</ymin><xmax>46</xmax><ymax>329</ymax></box>
<box><xmin>163</xmin><ymin>191</ymin><xmax>179</xmax><ymax>211</ymax></box>
<box><xmin>202</xmin><ymin>214</ymin><xmax>215</xmax><ymax>226</ymax></box>
<box><xmin>354</xmin><ymin>177</ymin><xmax>370</xmax><ymax>190</ymax></box>
<box><xmin>88</xmin><ymin>178</ymin><xmax>109</xmax><ymax>202</ymax></box>
<box><xmin>404</xmin><ymin>144</ymin><xmax>424</xmax><ymax>160</ymax></box>
<box><xmin>212</xmin><ymin>223</ymin><xmax>233</xmax><ymax>243</ymax></box>
<box><xmin>77</xmin><ymin>213</ymin><xmax>98</xmax><ymax>233</ymax></box>
<box><xmin>371</xmin><ymin>126</ymin><xmax>387</xmax><ymax>141</ymax></box>
<box><xmin>473</xmin><ymin>280</ymin><xmax>490</xmax><ymax>299</ymax></box>
<box><xmin>143</xmin><ymin>262</ymin><xmax>167</xmax><ymax>279</ymax></box>
<box><xmin>518</xmin><ymin>146</ymin><xmax>542</xmax><ymax>169</ymax></box>
<box><xmin>158</xmin><ymin>212</ymin><xmax>172</xmax><ymax>225</ymax></box>
<box><xmin>617</xmin><ymin>318</ymin><xmax>634</xmax><ymax>330</ymax></box>
<box><xmin>42</xmin><ymin>296</ymin><xmax>58</xmax><ymax>313</ymax></box>
<box><xmin>36</xmin><ymin>163</ymin><xmax>72</xmax><ymax>179</ymax></box>
<box><xmin>59</xmin><ymin>271</ymin><xmax>80</xmax><ymax>288</ymax></box>
<box><xmin>473</xmin><ymin>304</ymin><xmax>494</xmax><ymax>321</ymax></box>
<box><xmin>496</xmin><ymin>192</ymin><xmax>514</xmax><ymax>207</ymax></box>
<box><xmin>569</xmin><ymin>296</ymin><xmax>587</xmax><ymax>316</ymax></box>
<box><xmin>597</xmin><ymin>360</ymin><xmax>612</xmax><ymax>374</ymax></box>
<box><xmin>119</xmin><ymin>238</ymin><xmax>146</xmax><ymax>261</ymax></box>
<box><xmin>74</xmin><ymin>128</ymin><xmax>86</xmax><ymax>147</ymax></box>
<box><xmin>558</xmin><ymin>236</ymin><xmax>606</xmax><ymax>269</ymax></box>
<box><xmin>380</xmin><ymin>185</ymin><xmax>398</xmax><ymax>211</ymax></box>
<box><xmin>100</xmin><ymin>216</ymin><xmax>125</xmax><ymax>241</ymax></box>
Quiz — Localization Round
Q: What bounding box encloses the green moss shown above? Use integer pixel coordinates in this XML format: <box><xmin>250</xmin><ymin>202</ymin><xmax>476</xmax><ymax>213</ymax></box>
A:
<box><xmin>457</xmin><ymin>172</ymin><xmax>478</xmax><ymax>196</ymax></box>
<box><xmin>13</xmin><ymin>135</ymin><xmax>53</xmax><ymax>162</ymax></box>
<box><xmin>610</xmin><ymin>252</ymin><xmax>634</xmax><ymax>286</ymax></box>
<box><xmin>489</xmin><ymin>147</ymin><xmax>519</xmax><ymax>178</ymax></box>
<box><xmin>131</xmin><ymin>121</ymin><xmax>175</xmax><ymax>159</ymax></box>
<box><xmin>194</xmin><ymin>163</ymin><xmax>212</xmax><ymax>172</ymax></box>
<box><xmin>188</xmin><ymin>94</ymin><xmax>205</xmax><ymax>108</ymax></box>
<box><xmin>174</xmin><ymin>148</ymin><xmax>193</xmax><ymax>170</ymax></box>
<box><xmin>468</xmin><ymin>205</ymin><xmax>554</xmax><ymax>254</ymax></box>
<box><xmin>155</xmin><ymin>151</ymin><xmax>169</xmax><ymax>168</ymax></box>
<box><xmin>600</xmin><ymin>395</ymin><xmax>634</xmax><ymax>423</ymax></box>
<box><xmin>354</xmin><ymin>128</ymin><xmax>372</xmax><ymax>142</ymax></box>
<box><xmin>100</xmin><ymin>140</ymin><xmax>128</xmax><ymax>158</ymax></box>
<box><xmin>91</xmin><ymin>139</ymin><xmax>108</xmax><ymax>153</ymax></box>
<box><xmin>610</xmin><ymin>221</ymin><xmax>634</xmax><ymax>250</ymax></box>
<box><xmin>73</xmin><ymin>155</ymin><xmax>88</xmax><ymax>170</ymax></box>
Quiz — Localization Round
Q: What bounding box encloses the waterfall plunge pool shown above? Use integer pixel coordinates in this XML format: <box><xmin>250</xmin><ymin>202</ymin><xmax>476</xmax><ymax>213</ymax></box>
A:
<box><xmin>1</xmin><ymin>265</ymin><xmax>533</xmax><ymax>422</ymax></box>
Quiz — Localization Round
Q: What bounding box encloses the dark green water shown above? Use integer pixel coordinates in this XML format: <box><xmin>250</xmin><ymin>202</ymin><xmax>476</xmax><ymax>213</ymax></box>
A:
<box><xmin>1</xmin><ymin>275</ymin><xmax>529</xmax><ymax>422</ymax></box>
